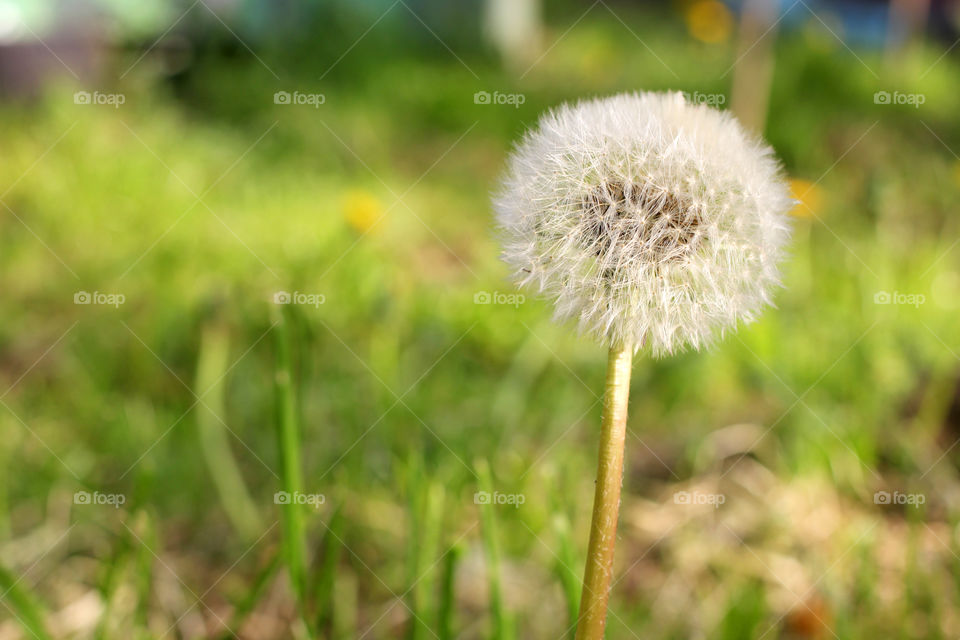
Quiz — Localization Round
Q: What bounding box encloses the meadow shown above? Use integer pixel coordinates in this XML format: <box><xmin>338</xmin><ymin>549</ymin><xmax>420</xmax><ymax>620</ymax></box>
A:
<box><xmin>2</xmin><ymin>2</ymin><xmax>960</xmax><ymax>638</ymax></box>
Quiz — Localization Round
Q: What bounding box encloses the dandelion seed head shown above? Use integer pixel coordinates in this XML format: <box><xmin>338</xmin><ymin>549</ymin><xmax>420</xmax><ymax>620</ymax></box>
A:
<box><xmin>494</xmin><ymin>91</ymin><xmax>793</xmax><ymax>356</ymax></box>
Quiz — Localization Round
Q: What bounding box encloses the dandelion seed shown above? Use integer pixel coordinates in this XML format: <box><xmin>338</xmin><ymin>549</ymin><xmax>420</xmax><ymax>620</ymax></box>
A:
<box><xmin>494</xmin><ymin>91</ymin><xmax>793</xmax><ymax>357</ymax></box>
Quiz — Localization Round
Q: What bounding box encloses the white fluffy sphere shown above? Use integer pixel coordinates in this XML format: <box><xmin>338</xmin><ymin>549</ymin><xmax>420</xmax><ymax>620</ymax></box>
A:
<box><xmin>494</xmin><ymin>91</ymin><xmax>793</xmax><ymax>356</ymax></box>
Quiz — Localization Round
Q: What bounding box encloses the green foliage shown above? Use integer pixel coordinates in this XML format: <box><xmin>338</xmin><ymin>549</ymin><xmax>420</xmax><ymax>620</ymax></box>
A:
<box><xmin>2</xmin><ymin>3</ymin><xmax>960</xmax><ymax>638</ymax></box>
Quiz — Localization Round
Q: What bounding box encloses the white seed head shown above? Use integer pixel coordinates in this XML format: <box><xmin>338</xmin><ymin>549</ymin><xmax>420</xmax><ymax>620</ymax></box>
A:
<box><xmin>494</xmin><ymin>91</ymin><xmax>792</xmax><ymax>357</ymax></box>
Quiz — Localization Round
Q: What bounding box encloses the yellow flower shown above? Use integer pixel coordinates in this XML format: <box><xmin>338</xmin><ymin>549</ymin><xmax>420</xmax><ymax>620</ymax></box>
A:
<box><xmin>343</xmin><ymin>189</ymin><xmax>383</xmax><ymax>234</ymax></box>
<box><xmin>789</xmin><ymin>178</ymin><xmax>823</xmax><ymax>218</ymax></box>
<box><xmin>684</xmin><ymin>0</ymin><xmax>734</xmax><ymax>44</ymax></box>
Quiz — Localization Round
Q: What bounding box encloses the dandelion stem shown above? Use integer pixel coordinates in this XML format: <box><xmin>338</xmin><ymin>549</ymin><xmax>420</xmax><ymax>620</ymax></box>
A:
<box><xmin>575</xmin><ymin>344</ymin><xmax>632</xmax><ymax>640</ymax></box>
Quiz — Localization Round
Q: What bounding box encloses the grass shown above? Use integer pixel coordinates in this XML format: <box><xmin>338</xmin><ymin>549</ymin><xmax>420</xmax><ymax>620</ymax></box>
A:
<box><xmin>195</xmin><ymin>319</ymin><xmax>263</xmax><ymax>543</ymax></box>
<box><xmin>272</xmin><ymin>307</ymin><xmax>308</xmax><ymax>625</ymax></box>
<box><xmin>0</xmin><ymin>562</ymin><xmax>53</xmax><ymax>640</ymax></box>
<box><xmin>1</xmin><ymin>3</ymin><xmax>960</xmax><ymax>638</ymax></box>
<box><xmin>475</xmin><ymin>459</ymin><xmax>509</xmax><ymax>640</ymax></box>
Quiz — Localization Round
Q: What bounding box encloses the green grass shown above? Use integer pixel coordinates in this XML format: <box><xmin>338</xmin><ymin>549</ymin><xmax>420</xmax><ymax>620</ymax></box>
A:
<box><xmin>2</xmin><ymin>3</ymin><xmax>960</xmax><ymax>638</ymax></box>
<box><xmin>0</xmin><ymin>562</ymin><xmax>53</xmax><ymax>640</ymax></box>
<box><xmin>273</xmin><ymin>307</ymin><xmax>309</xmax><ymax>625</ymax></box>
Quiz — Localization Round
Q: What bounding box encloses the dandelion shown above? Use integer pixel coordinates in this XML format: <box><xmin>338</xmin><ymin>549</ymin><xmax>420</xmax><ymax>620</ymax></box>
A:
<box><xmin>684</xmin><ymin>0</ymin><xmax>735</xmax><ymax>44</ymax></box>
<box><xmin>789</xmin><ymin>178</ymin><xmax>823</xmax><ymax>218</ymax></box>
<box><xmin>493</xmin><ymin>91</ymin><xmax>792</xmax><ymax>639</ymax></box>
<box><xmin>343</xmin><ymin>189</ymin><xmax>383</xmax><ymax>235</ymax></box>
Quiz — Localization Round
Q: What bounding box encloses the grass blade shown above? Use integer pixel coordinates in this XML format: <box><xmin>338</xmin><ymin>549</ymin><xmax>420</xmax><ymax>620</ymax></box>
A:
<box><xmin>218</xmin><ymin>548</ymin><xmax>283</xmax><ymax>640</ymax></box>
<box><xmin>475</xmin><ymin>459</ymin><xmax>509</xmax><ymax>640</ymax></box>
<box><xmin>551</xmin><ymin>513</ymin><xmax>580</xmax><ymax>637</ymax></box>
<box><xmin>196</xmin><ymin>321</ymin><xmax>263</xmax><ymax>542</ymax></box>
<box><xmin>273</xmin><ymin>308</ymin><xmax>309</xmax><ymax>618</ymax></box>
<box><xmin>0</xmin><ymin>561</ymin><xmax>54</xmax><ymax>640</ymax></box>
<box><xmin>130</xmin><ymin>510</ymin><xmax>156</xmax><ymax>634</ymax></box>
<box><xmin>313</xmin><ymin>505</ymin><xmax>345</xmax><ymax>635</ymax></box>
<box><xmin>333</xmin><ymin>566</ymin><xmax>359</xmax><ymax>639</ymax></box>
<box><xmin>438</xmin><ymin>541</ymin><xmax>464</xmax><ymax>640</ymax></box>
<box><xmin>405</xmin><ymin>457</ymin><xmax>425</xmax><ymax>639</ymax></box>
<box><xmin>409</xmin><ymin>479</ymin><xmax>444</xmax><ymax>640</ymax></box>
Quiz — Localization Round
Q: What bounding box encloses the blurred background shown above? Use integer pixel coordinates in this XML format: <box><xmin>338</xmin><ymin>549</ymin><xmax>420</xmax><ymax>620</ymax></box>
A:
<box><xmin>1</xmin><ymin>0</ymin><xmax>960</xmax><ymax>638</ymax></box>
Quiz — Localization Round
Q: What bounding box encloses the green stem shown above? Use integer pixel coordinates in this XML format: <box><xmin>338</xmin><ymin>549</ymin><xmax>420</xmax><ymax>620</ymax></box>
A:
<box><xmin>274</xmin><ymin>308</ymin><xmax>308</xmax><ymax>614</ymax></box>
<box><xmin>575</xmin><ymin>344</ymin><xmax>632</xmax><ymax>640</ymax></box>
